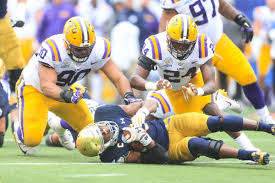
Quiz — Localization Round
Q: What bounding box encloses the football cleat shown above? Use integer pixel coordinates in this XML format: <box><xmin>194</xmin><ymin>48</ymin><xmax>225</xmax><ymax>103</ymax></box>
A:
<box><xmin>271</xmin><ymin>125</ymin><xmax>275</xmax><ymax>136</ymax></box>
<box><xmin>251</xmin><ymin>152</ymin><xmax>270</xmax><ymax>165</ymax></box>
<box><xmin>13</xmin><ymin>120</ymin><xmax>35</xmax><ymax>155</ymax></box>
<box><xmin>213</xmin><ymin>90</ymin><xmax>242</xmax><ymax>113</ymax></box>
<box><xmin>58</xmin><ymin>129</ymin><xmax>75</xmax><ymax>150</ymax></box>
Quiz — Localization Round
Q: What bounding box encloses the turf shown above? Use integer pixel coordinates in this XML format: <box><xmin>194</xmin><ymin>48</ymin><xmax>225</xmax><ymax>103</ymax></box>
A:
<box><xmin>0</xmin><ymin>109</ymin><xmax>275</xmax><ymax>183</ymax></box>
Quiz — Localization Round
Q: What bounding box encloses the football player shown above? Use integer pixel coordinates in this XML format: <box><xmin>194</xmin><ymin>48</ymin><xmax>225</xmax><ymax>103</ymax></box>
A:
<box><xmin>76</xmin><ymin>101</ymin><xmax>274</xmax><ymax>165</ymax></box>
<box><xmin>130</xmin><ymin>14</ymin><xmax>256</xmax><ymax>150</ymax></box>
<box><xmin>158</xmin><ymin>0</ymin><xmax>274</xmax><ymax>124</ymax></box>
<box><xmin>47</xmin><ymin>88</ymin><xmax>250</xmax><ymax>150</ymax></box>
<box><xmin>13</xmin><ymin>16</ymin><xmax>138</xmax><ymax>155</ymax></box>
<box><xmin>0</xmin><ymin>59</ymin><xmax>10</xmax><ymax>147</ymax></box>
<box><xmin>0</xmin><ymin>0</ymin><xmax>26</xmax><ymax>94</ymax></box>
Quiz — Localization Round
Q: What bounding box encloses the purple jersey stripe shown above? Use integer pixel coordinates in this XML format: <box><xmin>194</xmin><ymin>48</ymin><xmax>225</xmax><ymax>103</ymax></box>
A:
<box><xmin>50</xmin><ymin>39</ymin><xmax>61</xmax><ymax>61</ymax></box>
<box><xmin>19</xmin><ymin>79</ymin><xmax>25</xmax><ymax>138</ymax></box>
<box><xmin>211</xmin><ymin>93</ymin><xmax>214</xmax><ymax>103</ymax></box>
<box><xmin>148</xmin><ymin>37</ymin><xmax>156</xmax><ymax>59</ymax></box>
<box><xmin>204</xmin><ymin>36</ymin><xmax>208</xmax><ymax>57</ymax></box>
<box><xmin>154</xmin><ymin>36</ymin><xmax>162</xmax><ymax>60</ymax></box>
<box><xmin>45</xmin><ymin>41</ymin><xmax>55</xmax><ymax>61</ymax></box>
<box><xmin>40</xmin><ymin>61</ymin><xmax>53</xmax><ymax>68</ymax></box>
<box><xmin>198</xmin><ymin>35</ymin><xmax>202</xmax><ymax>58</ymax></box>
<box><xmin>151</xmin><ymin>96</ymin><xmax>165</xmax><ymax>113</ymax></box>
<box><xmin>171</xmin><ymin>0</ymin><xmax>175</xmax><ymax>3</ymax></box>
<box><xmin>152</xmin><ymin>91</ymin><xmax>171</xmax><ymax>111</ymax></box>
<box><xmin>102</xmin><ymin>39</ymin><xmax>108</xmax><ymax>59</ymax></box>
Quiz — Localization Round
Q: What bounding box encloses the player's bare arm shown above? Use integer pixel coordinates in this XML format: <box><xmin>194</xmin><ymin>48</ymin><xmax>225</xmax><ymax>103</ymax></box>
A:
<box><xmin>38</xmin><ymin>63</ymin><xmax>63</xmax><ymax>102</ymax></box>
<box><xmin>218</xmin><ymin>0</ymin><xmax>238</xmax><ymax>20</ymax></box>
<box><xmin>200</xmin><ymin>58</ymin><xmax>216</xmax><ymax>95</ymax></box>
<box><xmin>130</xmin><ymin>65</ymin><xmax>150</xmax><ymax>91</ymax></box>
<box><xmin>159</xmin><ymin>8</ymin><xmax>177</xmax><ymax>32</ymax></box>
<box><xmin>119</xmin><ymin>101</ymin><xmax>144</xmax><ymax>116</ymax></box>
<box><xmin>131</xmin><ymin>53</ymin><xmax>172</xmax><ymax>91</ymax></box>
<box><xmin>101</xmin><ymin>58</ymin><xmax>133</xmax><ymax>97</ymax></box>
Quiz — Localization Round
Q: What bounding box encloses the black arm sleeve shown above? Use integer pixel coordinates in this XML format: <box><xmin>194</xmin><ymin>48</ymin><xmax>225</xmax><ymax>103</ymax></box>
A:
<box><xmin>137</xmin><ymin>55</ymin><xmax>156</xmax><ymax>71</ymax></box>
<box><xmin>140</xmin><ymin>143</ymin><xmax>169</xmax><ymax>164</ymax></box>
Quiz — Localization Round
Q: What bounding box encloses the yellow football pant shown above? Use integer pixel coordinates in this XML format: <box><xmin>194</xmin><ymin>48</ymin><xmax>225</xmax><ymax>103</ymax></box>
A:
<box><xmin>213</xmin><ymin>34</ymin><xmax>257</xmax><ymax>86</ymax></box>
<box><xmin>163</xmin><ymin>112</ymin><xmax>211</xmax><ymax>161</ymax></box>
<box><xmin>165</xmin><ymin>72</ymin><xmax>212</xmax><ymax>114</ymax></box>
<box><xmin>16</xmin><ymin>77</ymin><xmax>93</xmax><ymax>146</ymax></box>
<box><xmin>0</xmin><ymin>16</ymin><xmax>25</xmax><ymax>70</ymax></box>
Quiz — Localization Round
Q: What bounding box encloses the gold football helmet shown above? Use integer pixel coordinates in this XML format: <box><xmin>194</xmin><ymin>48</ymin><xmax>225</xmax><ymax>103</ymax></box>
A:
<box><xmin>63</xmin><ymin>16</ymin><xmax>96</xmax><ymax>63</ymax></box>
<box><xmin>166</xmin><ymin>14</ymin><xmax>198</xmax><ymax>60</ymax></box>
<box><xmin>76</xmin><ymin>121</ymin><xmax>119</xmax><ymax>157</ymax></box>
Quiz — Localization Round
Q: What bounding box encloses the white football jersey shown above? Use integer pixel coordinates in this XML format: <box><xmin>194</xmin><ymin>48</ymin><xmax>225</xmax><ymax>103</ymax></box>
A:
<box><xmin>22</xmin><ymin>34</ymin><xmax>111</xmax><ymax>92</ymax></box>
<box><xmin>142</xmin><ymin>32</ymin><xmax>214</xmax><ymax>90</ymax></box>
<box><xmin>160</xmin><ymin>0</ymin><xmax>223</xmax><ymax>44</ymax></box>
<box><xmin>146</xmin><ymin>90</ymin><xmax>175</xmax><ymax>119</ymax></box>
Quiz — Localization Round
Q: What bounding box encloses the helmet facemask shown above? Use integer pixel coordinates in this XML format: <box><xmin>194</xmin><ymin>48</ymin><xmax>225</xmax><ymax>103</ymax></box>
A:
<box><xmin>76</xmin><ymin>121</ymin><xmax>119</xmax><ymax>157</ymax></box>
<box><xmin>95</xmin><ymin>121</ymin><xmax>119</xmax><ymax>152</ymax></box>
<box><xmin>167</xmin><ymin>35</ymin><xmax>196</xmax><ymax>60</ymax></box>
<box><xmin>65</xmin><ymin>39</ymin><xmax>95</xmax><ymax>63</ymax></box>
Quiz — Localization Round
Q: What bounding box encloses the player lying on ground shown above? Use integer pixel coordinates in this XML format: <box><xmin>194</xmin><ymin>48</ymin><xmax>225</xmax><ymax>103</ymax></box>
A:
<box><xmin>46</xmin><ymin>88</ymin><xmax>258</xmax><ymax>152</ymax></box>
<box><xmin>76</xmin><ymin>100</ymin><xmax>275</xmax><ymax>165</ymax></box>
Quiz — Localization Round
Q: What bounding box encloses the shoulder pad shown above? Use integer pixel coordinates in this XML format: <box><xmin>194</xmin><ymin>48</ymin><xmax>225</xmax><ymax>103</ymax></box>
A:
<box><xmin>101</xmin><ymin>38</ymin><xmax>111</xmax><ymax>60</ymax></box>
<box><xmin>197</xmin><ymin>34</ymin><xmax>215</xmax><ymax>59</ymax></box>
<box><xmin>43</xmin><ymin>38</ymin><xmax>62</xmax><ymax>62</ymax></box>
<box><xmin>160</xmin><ymin>0</ymin><xmax>184</xmax><ymax>9</ymax></box>
<box><xmin>142</xmin><ymin>35</ymin><xmax>163</xmax><ymax>61</ymax></box>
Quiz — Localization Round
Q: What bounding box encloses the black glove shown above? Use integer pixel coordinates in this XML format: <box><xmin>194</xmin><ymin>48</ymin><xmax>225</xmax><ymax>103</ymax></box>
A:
<box><xmin>234</xmin><ymin>14</ymin><xmax>253</xmax><ymax>43</ymax></box>
<box><xmin>60</xmin><ymin>87</ymin><xmax>86</xmax><ymax>104</ymax></box>
<box><xmin>123</xmin><ymin>92</ymin><xmax>142</xmax><ymax>105</ymax></box>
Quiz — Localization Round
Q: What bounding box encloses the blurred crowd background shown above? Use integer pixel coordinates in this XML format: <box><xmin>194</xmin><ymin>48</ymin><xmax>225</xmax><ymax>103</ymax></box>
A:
<box><xmin>6</xmin><ymin>0</ymin><xmax>275</xmax><ymax>108</ymax></box>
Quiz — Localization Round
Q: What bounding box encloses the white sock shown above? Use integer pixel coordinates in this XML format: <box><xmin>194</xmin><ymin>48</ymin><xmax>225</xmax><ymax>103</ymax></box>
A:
<box><xmin>256</xmin><ymin>106</ymin><xmax>270</xmax><ymax>121</ymax></box>
<box><xmin>47</xmin><ymin>112</ymin><xmax>65</xmax><ymax>135</ymax></box>
<box><xmin>234</xmin><ymin>132</ymin><xmax>259</xmax><ymax>151</ymax></box>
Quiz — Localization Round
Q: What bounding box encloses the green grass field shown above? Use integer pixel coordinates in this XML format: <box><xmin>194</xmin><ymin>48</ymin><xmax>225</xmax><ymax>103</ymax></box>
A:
<box><xmin>0</xmin><ymin>108</ymin><xmax>275</xmax><ymax>183</ymax></box>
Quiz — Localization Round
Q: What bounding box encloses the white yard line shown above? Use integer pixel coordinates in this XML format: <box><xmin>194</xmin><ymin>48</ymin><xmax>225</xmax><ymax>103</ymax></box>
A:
<box><xmin>0</xmin><ymin>161</ymin><xmax>274</xmax><ymax>166</ymax></box>
<box><xmin>68</xmin><ymin>174</ymin><xmax>128</xmax><ymax>177</ymax></box>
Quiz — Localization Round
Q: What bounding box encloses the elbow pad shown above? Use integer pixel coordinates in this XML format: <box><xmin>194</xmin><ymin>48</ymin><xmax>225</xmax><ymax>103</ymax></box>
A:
<box><xmin>140</xmin><ymin>143</ymin><xmax>168</xmax><ymax>164</ymax></box>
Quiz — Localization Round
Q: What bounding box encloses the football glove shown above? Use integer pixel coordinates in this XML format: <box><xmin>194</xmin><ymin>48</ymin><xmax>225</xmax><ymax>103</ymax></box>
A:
<box><xmin>234</xmin><ymin>14</ymin><xmax>253</xmax><ymax>43</ymax></box>
<box><xmin>131</xmin><ymin>107</ymin><xmax>150</xmax><ymax>128</ymax></box>
<box><xmin>182</xmin><ymin>83</ymin><xmax>204</xmax><ymax>96</ymax></box>
<box><xmin>123</xmin><ymin>92</ymin><xmax>142</xmax><ymax>105</ymax></box>
<box><xmin>123</xmin><ymin>127</ymin><xmax>152</xmax><ymax>147</ymax></box>
<box><xmin>60</xmin><ymin>87</ymin><xmax>86</xmax><ymax>104</ymax></box>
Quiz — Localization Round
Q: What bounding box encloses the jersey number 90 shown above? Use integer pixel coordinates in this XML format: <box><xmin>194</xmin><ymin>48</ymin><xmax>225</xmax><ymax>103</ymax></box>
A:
<box><xmin>57</xmin><ymin>69</ymin><xmax>91</xmax><ymax>86</ymax></box>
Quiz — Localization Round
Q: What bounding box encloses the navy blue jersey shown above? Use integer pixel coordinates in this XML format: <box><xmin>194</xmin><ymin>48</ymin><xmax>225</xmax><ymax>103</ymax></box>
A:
<box><xmin>95</xmin><ymin>104</ymin><xmax>169</xmax><ymax>163</ymax></box>
<box><xmin>0</xmin><ymin>0</ymin><xmax>7</xmax><ymax>18</ymax></box>
<box><xmin>0</xmin><ymin>83</ymin><xmax>9</xmax><ymax>118</ymax></box>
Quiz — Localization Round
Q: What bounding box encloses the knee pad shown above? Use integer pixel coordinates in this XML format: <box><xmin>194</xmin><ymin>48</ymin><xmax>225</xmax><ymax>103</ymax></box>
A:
<box><xmin>206</xmin><ymin>137</ymin><xmax>224</xmax><ymax>160</ymax></box>
<box><xmin>189</xmin><ymin>137</ymin><xmax>223</xmax><ymax>160</ymax></box>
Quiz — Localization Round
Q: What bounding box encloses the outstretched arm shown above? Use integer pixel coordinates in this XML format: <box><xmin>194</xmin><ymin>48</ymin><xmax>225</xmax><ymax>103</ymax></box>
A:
<box><xmin>200</xmin><ymin>58</ymin><xmax>216</xmax><ymax>95</ymax></box>
<box><xmin>219</xmin><ymin>0</ymin><xmax>253</xmax><ymax>43</ymax></box>
<box><xmin>101</xmin><ymin>59</ymin><xmax>133</xmax><ymax>97</ymax></box>
<box><xmin>218</xmin><ymin>0</ymin><xmax>238</xmax><ymax>20</ymax></box>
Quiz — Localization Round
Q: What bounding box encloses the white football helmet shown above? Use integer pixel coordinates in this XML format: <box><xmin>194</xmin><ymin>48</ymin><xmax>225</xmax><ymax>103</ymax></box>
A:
<box><xmin>76</xmin><ymin>121</ymin><xmax>119</xmax><ymax>157</ymax></box>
